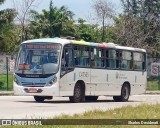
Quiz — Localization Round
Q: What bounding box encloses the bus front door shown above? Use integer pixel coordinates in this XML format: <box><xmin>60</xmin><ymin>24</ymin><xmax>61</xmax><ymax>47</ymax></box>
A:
<box><xmin>59</xmin><ymin>47</ymin><xmax>74</xmax><ymax>96</ymax></box>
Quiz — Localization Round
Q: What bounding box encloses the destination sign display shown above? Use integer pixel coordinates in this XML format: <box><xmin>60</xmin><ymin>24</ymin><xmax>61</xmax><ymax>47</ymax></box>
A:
<box><xmin>23</xmin><ymin>44</ymin><xmax>61</xmax><ymax>49</ymax></box>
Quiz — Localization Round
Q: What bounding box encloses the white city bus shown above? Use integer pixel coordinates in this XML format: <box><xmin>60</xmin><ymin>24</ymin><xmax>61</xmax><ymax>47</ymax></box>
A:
<box><xmin>14</xmin><ymin>38</ymin><xmax>147</xmax><ymax>103</ymax></box>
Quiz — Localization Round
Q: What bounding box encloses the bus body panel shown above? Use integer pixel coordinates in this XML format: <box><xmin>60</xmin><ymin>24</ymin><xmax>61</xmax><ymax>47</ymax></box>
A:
<box><xmin>60</xmin><ymin>68</ymin><xmax>93</xmax><ymax>96</ymax></box>
<box><xmin>118</xmin><ymin>70</ymin><xmax>147</xmax><ymax>95</ymax></box>
<box><xmin>14</xmin><ymin>38</ymin><xmax>147</xmax><ymax>99</ymax></box>
<box><xmin>130</xmin><ymin>72</ymin><xmax>147</xmax><ymax>95</ymax></box>
<box><xmin>59</xmin><ymin>68</ymin><xmax>147</xmax><ymax>96</ymax></box>
<box><xmin>91</xmin><ymin>69</ymin><xmax>121</xmax><ymax>95</ymax></box>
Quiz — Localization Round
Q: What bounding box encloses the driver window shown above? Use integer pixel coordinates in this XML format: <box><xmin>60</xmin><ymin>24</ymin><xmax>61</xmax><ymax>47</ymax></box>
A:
<box><xmin>62</xmin><ymin>48</ymin><xmax>73</xmax><ymax>69</ymax></box>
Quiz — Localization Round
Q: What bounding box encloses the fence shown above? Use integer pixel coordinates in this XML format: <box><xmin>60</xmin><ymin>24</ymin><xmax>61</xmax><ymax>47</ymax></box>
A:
<box><xmin>147</xmin><ymin>57</ymin><xmax>160</xmax><ymax>90</ymax></box>
<box><xmin>147</xmin><ymin>58</ymin><xmax>160</xmax><ymax>76</ymax></box>
<box><xmin>0</xmin><ymin>56</ymin><xmax>14</xmax><ymax>91</ymax></box>
<box><xmin>0</xmin><ymin>55</ymin><xmax>160</xmax><ymax>91</ymax></box>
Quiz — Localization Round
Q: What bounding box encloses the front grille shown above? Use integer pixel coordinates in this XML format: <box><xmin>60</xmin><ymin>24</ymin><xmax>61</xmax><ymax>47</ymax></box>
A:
<box><xmin>21</xmin><ymin>82</ymin><xmax>46</xmax><ymax>86</ymax></box>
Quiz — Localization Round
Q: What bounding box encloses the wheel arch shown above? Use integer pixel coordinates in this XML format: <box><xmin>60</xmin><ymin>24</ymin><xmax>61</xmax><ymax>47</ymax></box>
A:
<box><xmin>75</xmin><ymin>80</ymin><xmax>85</xmax><ymax>91</ymax></box>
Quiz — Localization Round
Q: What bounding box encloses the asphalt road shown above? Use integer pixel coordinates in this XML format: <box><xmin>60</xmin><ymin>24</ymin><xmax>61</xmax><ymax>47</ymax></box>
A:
<box><xmin>0</xmin><ymin>95</ymin><xmax>160</xmax><ymax>119</ymax></box>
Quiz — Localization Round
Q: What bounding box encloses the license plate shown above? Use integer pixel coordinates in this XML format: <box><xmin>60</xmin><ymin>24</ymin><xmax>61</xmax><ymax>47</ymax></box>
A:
<box><xmin>28</xmin><ymin>88</ymin><xmax>38</xmax><ymax>93</ymax></box>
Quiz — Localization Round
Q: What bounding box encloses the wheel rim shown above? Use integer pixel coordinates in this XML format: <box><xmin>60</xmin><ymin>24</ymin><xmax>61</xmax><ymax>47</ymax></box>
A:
<box><xmin>75</xmin><ymin>86</ymin><xmax>81</xmax><ymax>101</ymax></box>
<box><xmin>122</xmin><ymin>86</ymin><xmax>129</xmax><ymax>99</ymax></box>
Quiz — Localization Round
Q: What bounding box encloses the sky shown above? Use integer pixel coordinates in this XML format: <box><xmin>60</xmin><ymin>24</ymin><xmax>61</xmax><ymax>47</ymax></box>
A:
<box><xmin>0</xmin><ymin>0</ymin><xmax>123</xmax><ymax>23</ymax></box>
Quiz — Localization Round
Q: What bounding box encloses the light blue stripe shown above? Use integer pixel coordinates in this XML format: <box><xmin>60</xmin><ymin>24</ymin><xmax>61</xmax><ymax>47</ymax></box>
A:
<box><xmin>90</xmin><ymin>42</ymin><xmax>98</xmax><ymax>47</ymax></box>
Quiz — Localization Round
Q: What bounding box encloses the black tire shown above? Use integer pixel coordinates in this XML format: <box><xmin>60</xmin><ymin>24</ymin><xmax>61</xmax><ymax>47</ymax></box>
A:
<box><xmin>113</xmin><ymin>84</ymin><xmax>130</xmax><ymax>102</ymax></box>
<box><xmin>69</xmin><ymin>83</ymin><xmax>85</xmax><ymax>103</ymax></box>
<box><xmin>45</xmin><ymin>96</ymin><xmax>53</xmax><ymax>100</ymax></box>
<box><xmin>85</xmin><ymin>96</ymin><xmax>98</xmax><ymax>101</ymax></box>
<box><xmin>34</xmin><ymin>96</ymin><xmax>45</xmax><ymax>103</ymax></box>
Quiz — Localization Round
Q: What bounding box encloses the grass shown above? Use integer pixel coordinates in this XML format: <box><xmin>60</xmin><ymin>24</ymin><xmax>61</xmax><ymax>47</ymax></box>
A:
<box><xmin>147</xmin><ymin>77</ymin><xmax>160</xmax><ymax>90</ymax></box>
<box><xmin>3</xmin><ymin>104</ymin><xmax>160</xmax><ymax>128</ymax></box>
<box><xmin>0</xmin><ymin>74</ymin><xmax>13</xmax><ymax>91</ymax></box>
<box><xmin>55</xmin><ymin>104</ymin><xmax>160</xmax><ymax>119</ymax></box>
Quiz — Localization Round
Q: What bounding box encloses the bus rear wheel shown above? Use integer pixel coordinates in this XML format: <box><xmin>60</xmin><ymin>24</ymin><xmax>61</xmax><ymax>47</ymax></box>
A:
<box><xmin>85</xmin><ymin>96</ymin><xmax>98</xmax><ymax>101</ymax></box>
<box><xmin>34</xmin><ymin>96</ymin><xmax>45</xmax><ymax>103</ymax></box>
<box><xmin>69</xmin><ymin>82</ymin><xmax>85</xmax><ymax>103</ymax></box>
<box><xmin>113</xmin><ymin>84</ymin><xmax>130</xmax><ymax>102</ymax></box>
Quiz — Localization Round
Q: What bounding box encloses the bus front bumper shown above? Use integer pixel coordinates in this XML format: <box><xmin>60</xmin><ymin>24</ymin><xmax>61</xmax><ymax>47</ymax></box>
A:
<box><xmin>14</xmin><ymin>82</ymin><xmax>59</xmax><ymax>96</ymax></box>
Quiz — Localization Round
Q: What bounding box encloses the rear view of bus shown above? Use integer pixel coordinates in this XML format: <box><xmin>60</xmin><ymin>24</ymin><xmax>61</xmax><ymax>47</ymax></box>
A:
<box><xmin>14</xmin><ymin>39</ymin><xmax>61</xmax><ymax>102</ymax></box>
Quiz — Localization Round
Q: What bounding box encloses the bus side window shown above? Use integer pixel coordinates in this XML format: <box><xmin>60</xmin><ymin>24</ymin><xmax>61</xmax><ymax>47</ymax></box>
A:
<box><xmin>74</xmin><ymin>46</ymin><xmax>90</xmax><ymax>67</ymax></box>
<box><xmin>133</xmin><ymin>52</ymin><xmax>145</xmax><ymax>71</ymax></box>
<box><xmin>91</xmin><ymin>48</ymin><xmax>96</xmax><ymax>67</ymax></box>
<box><xmin>61</xmin><ymin>52</ymin><xmax>66</xmax><ymax>66</ymax></box>
<box><xmin>121</xmin><ymin>51</ymin><xmax>132</xmax><ymax>70</ymax></box>
<box><xmin>108</xmin><ymin>49</ymin><xmax>116</xmax><ymax>69</ymax></box>
<box><xmin>62</xmin><ymin>48</ymin><xmax>74</xmax><ymax>69</ymax></box>
<box><xmin>142</xmin><ymin>61</ymin><xmax>145</xmax><ymax>70</ymax></box>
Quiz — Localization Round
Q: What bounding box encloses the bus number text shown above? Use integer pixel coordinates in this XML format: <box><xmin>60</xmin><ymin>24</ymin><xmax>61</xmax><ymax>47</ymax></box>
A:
<box><xmin>79</xmin><ymin>72</ymin><xmax>89</xmax><ymax>77</ymax></box>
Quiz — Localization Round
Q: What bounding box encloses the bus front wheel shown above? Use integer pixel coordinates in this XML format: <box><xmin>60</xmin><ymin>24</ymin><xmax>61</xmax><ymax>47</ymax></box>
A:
<box><xmin>34</xmin><ymin>96</ymin><xmax>45</xmax><ymax>103</ymax></box>
<box><xmin>113</xmin><ymin>84</ymin><xmax>130</xmax><ymax>102</ymax></box>
<box><xmin>69</xmin><ymin>82</ymin><xmax>85</xmax><ymax>103</ymax></box>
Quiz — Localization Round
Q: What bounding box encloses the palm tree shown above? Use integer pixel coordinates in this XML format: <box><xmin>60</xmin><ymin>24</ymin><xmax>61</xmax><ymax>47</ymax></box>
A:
<box><xmin>0</xmin><ymin>0</ymin><xmax>17</xmax><ymax>52</ymax></box>
<box><xmin>29</xmin><ymin>0</ymin><xmax>75</xmax><ymax>38</ymax></box>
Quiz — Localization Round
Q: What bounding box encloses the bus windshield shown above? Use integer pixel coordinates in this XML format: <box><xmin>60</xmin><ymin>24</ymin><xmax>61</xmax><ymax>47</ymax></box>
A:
<box><xmin>15</xmin><ymin>43</ymin><xmax>61</xmax><ymax>75</ymax></box>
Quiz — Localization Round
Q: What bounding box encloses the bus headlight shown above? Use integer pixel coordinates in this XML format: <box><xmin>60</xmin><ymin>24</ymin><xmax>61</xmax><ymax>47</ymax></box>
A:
<box><xmin>14</xmin><ymin>76</ymin><xmax>20</xmax><ymax>85</ymax></box>
<box><xmin>48</xmin><ymin>76</ymin><xmax>57</xmax><ymax>86</ymax></box>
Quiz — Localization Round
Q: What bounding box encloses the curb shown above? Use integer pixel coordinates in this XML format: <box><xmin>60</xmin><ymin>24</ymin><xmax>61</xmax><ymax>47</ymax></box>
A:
<box><xmin>145</xmin><ymin>91</ymin><xmax>160</xmax><ymax>95</ymax></box>
<box><xmin>0</xmin><ymin>91</ymin><xmax>14</xmax><ymax>96</ymax></box>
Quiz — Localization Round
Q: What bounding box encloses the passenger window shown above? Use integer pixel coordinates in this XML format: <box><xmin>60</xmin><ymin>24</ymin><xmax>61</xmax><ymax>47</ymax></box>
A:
<box><xmin>133</xmin><ymin>52</ymin><xmax>145</xmax><ymax>71</ymax></box>
<box><xmin>91</xmin><ymin>48</ymin><xmax>105</xmax><ymax>68</ymax></box>
<box><xmin>121</xmin><ymin>51</ymin><xmax>132</xmax><ymax>70</ymax></box>
<box><xmin>74</xmin><ymin>46</ymin><xmax>90</xmax><ymax>67</ymax></box>
<box><xmin>106</xmin><ymin>50</ymin><xmax>117</xmax><ymax>69</ymax></box>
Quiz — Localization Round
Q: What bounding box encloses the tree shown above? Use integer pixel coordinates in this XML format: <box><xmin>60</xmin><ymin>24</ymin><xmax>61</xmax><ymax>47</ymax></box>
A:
<box><xmin>74</xmin><ymin>18</ymin><xmax>101</xmax><ymax>42</ymax></box>
<box><xmin>113</xmin><ymin>15</ymin><xmax>148</xmax><ymax>47</ymax></box>
<box><xmin>121</xmin><ymin>0</ymin><xmax>140</xmax><ymax>16</ymax></box>
<box><xmin>92</xmin><ymin>0</ymin><xmax>115</xmax><ymax>41</ymax></box>
<box><xmin>12</xmin><ymin>0</ymin><xmax>38</xmax><ymax>42</ymax></box>
<box><xmin>142</xmin><ymin>0</ymin><xmax>160</xmax><ymax>48</ymax></box>
<box><xmin>0</xmin><ymin>0</ymin><xmax>17</xmax><ymax>52</ymax></box>
<box><xmin>29</xmin><ymin>0</ymin><xmax>74</xmax><ymax>38</ymax></box>
<box><xmin>117</xmin><ymin>0</ymin><xmax>160</xmax><ymax>56</ymax></box>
